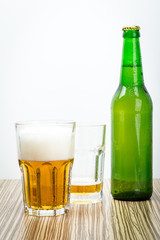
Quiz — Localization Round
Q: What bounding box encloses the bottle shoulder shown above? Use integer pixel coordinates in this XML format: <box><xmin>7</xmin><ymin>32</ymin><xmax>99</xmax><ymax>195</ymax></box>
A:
<box><xmin>111</xmin><ymin>84</ymin><xmax>152</xmax><ymax>112</ymax></box>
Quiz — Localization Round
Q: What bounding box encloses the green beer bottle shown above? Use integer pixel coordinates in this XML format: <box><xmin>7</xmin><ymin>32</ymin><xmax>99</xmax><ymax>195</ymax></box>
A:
<box><xmin>111</xmin><ymin>26</ymin><xmax>152</xmax><ymax>200</ymax></box>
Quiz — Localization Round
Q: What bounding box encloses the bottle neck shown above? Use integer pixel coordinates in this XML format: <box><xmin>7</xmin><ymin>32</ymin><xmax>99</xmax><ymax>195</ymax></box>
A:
<box><xmin>120</xmin><ymin>30</ymin><xmax>143</xmax><ymax>87</ymax></box>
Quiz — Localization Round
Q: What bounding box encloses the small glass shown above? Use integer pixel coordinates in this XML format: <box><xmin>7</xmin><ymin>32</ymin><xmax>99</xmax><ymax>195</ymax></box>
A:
<box><xmin>15</xmin><ymin>121</ymin><xmax>75</xmax><ymax>216</ymax></box>
<box><xmin>70</xmin><ymin>123</ymin><xmax>106</xmax><ymax>203</ymax></box>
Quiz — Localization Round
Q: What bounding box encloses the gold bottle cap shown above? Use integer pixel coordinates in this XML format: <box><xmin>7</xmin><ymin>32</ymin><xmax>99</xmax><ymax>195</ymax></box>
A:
<box><xmin>122</xmin><ymin>26</ymin><xmax>140</xmax><ymax>31</ymax></box>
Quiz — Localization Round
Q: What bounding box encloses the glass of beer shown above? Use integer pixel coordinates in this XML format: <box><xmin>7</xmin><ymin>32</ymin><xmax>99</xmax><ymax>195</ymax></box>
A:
<box><xmin>70</xmin><ymin>123</ymin><xmax>106</xmax><ymax>203</ymax></box>
<box><xmin>15</xmin><ymin>121</ymin><xmax>75</xmax><ymax>216</ymax></box>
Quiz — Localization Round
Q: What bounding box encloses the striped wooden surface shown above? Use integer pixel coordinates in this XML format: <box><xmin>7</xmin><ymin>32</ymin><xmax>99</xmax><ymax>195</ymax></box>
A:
<box><xmin>0</xmin><ymin>180</ymin><xmax>160</xmax><ymax>240</ymax></box>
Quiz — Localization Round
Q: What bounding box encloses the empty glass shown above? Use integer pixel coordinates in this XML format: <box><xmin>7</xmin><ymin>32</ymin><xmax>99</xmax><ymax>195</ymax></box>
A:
<box><xmin>70</xmin><ymin>123</ymin><xmax>106</xmax><ymax>203</ymax></box>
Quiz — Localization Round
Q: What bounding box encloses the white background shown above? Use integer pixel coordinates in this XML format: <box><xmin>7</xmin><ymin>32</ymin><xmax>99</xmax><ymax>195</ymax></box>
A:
<box><xmin>0</xmin><ymin>0</ymin><xmax>160</xmax><ymax>179</ymax></box>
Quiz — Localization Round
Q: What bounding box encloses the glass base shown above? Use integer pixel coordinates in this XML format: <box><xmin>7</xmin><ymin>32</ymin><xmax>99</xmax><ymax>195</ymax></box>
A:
<box><xmin>24</xmin><ymin>205</ymin><xmax>69</xmax><ymax>216</ymax></box>
<box><xmin>70</xmin><ymin>191</ymin><xmax>102</xmax><ymax>204</ymax></box>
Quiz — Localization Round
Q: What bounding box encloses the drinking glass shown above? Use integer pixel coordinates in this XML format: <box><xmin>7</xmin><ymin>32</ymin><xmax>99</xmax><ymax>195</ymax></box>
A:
<box><xmin>70</xmin><ymin>123</ymin><xmax>106</xmax><ymax>203</ymax></box>
<box><xmin>15</xmin><ymin>121</ymin><xmax>75</xmax><ymax>216</ymax></box>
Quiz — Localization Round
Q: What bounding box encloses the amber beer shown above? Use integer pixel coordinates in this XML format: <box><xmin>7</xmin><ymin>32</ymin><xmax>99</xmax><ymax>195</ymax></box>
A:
<box><xmin>71</xmin><ymin>183</ymin><xmax>101</xmax><ymax>194</ymax></box>
<box><xmin>16</xmin><ymin>121</ymin><xmax>75</xmax><ymax>216</ymax></box>
<box><xmin>19</xmin><ymin>159</ymin><xmax>73</xmax><ymax>210</ymax></box>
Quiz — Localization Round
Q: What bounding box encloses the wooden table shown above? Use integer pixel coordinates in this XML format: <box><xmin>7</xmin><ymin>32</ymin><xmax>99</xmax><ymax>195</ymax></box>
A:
<box><xmin>0</xmin><ymin>180</ymin><xmax>160</xmax><ymax>240</ymax></box>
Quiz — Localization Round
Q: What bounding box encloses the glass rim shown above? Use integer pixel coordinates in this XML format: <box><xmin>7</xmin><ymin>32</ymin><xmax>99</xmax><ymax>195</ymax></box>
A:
<box><xmin>15</xmin><ymin>120</ymin><xmax>75</xmax><ymax>127</ymax></box>
<box><xmin>76</xmin><ymin>121</ymin><xmax>106</xmax><ymax>127</ymax></box>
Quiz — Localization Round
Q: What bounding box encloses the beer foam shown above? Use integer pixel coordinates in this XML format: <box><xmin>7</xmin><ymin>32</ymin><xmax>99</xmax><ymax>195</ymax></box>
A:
<box><xmin>18</xmin><ymin>126</ymin><xmax>74</xmax><ymax>161</ymax></box>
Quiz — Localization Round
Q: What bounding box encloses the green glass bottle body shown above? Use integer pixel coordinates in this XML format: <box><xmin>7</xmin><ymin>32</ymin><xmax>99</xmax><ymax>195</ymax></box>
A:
<box><xmin>111</xmin><ymin>29</ymin><xmax>152</xmax><ymax>200</ymax></box>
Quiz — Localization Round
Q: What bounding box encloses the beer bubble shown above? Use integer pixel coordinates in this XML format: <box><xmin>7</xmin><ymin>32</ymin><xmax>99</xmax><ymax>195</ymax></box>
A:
<box><xmin>18</xmin><ymin>126</ymin><xmax>74</xmax><ymax>161</ymax></box>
